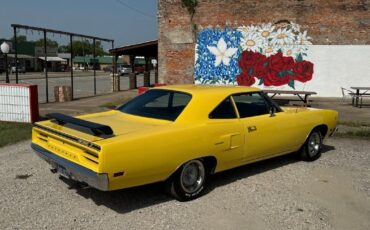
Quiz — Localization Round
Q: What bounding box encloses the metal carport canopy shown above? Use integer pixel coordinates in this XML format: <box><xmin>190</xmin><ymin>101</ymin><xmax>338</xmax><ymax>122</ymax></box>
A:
<box><xmin>110</xmin><ymin>40</ymin><xmax>158</xmax><ymax>58</ymax></box>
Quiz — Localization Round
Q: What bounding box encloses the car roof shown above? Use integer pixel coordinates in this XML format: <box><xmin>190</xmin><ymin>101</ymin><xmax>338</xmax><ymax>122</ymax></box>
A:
<box><xmin>157</xmin><ymin>84</ymin><xmax>261</xmax><ymax>96</ymax></box>
<box><xmin>152</xmin><ymin>85</ymin><xmax>262</xmax><ymax>122</ymax></box>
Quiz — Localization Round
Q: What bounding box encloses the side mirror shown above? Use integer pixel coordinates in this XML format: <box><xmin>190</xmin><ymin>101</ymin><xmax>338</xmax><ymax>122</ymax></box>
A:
<box><xmin>269</xmin><ymin>106</ymin><xmax>276</xmax><ymax>117</ymax></box>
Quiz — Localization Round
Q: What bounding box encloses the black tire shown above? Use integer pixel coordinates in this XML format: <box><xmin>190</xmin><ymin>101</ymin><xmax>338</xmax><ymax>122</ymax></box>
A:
<box><xmin>167</xmin><ymin>159</ymin><xmax>207</xmax><ymax>201</ymax></box>
<box><xmin>299</xmin><ymin>129</ymin><xmax>323</xmax><ymax>161</ymax></box>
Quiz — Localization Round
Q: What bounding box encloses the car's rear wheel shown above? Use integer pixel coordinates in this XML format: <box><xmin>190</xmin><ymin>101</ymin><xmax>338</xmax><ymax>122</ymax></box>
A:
<box><xmin>168</xmin><ymin>159</ymin><xmax>206</xmax><ymax>201</ymax></box>
<box><xmin>299</xmin><ymin>129</ymin><xmax>322</xmax><ymax>161</ymax></box>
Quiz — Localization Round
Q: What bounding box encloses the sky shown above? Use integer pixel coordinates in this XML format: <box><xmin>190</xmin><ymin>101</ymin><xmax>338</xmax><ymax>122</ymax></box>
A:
<box><xmin>0</xmin><ymin>0</ymin><xmax>157</xmax><ymax>50</ymax></box>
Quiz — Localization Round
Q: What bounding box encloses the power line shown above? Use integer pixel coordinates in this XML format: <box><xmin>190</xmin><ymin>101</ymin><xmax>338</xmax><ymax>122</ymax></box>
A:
<box><xmin>115</xmin><ymin>0</ymin><xmax>156</xmax><ymax>19</ymax></box>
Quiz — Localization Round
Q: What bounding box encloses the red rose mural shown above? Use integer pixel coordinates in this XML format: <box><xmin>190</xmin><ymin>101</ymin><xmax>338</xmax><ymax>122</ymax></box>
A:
<box><xmin>238</xmin><ymin>51</ymin><xmax>267</xmax><ymax>77</ymax></box>
<box><xmin>237</xmin><ymin>50</ymin><xmax>314</xmax><ymax>88</ymax></box>
<box><xmin>267</xmin><ymin>52</ymin><xmax>294</xmax><ymax>73</ymax></box>
<box><xmin>293</xmin><ymin>60</ymin><xmax>314</xmax><ymax>83</ymax></box>
<box><xmin>264</xmin><ymin>71</ymin><xmax>290</xmax><ymax>87</ymax></box>
<box><xmin>236</xmin><ymin>72</ymin><xmax>255</xmax><ymax>86</ymax></box>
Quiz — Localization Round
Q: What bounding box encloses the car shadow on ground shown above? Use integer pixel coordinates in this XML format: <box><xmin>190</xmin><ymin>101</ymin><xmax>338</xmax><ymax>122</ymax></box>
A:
<box><xmin>205</xmin><ymin>144</ymin><xmax>335</xmax><ymax>195</ymax></box>
<box><xmin>60</xmin><ymin>144</ymin><xmax>335</xmax><ymax>214</ymax></box>
<box><xmin>60</xmin><ymin>177</ymin><xmax>171</xmax><ymax>214</ymax></box>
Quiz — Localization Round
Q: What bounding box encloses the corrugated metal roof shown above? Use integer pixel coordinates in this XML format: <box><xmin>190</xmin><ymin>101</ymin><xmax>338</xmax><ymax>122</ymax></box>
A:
<box><xmin>110</xmin><ymin>40</ymin><xmax>157</xmax><ymax>57</ymax></box>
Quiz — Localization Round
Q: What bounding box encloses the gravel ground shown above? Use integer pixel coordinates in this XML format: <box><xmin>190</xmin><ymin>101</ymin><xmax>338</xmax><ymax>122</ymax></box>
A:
<box><xmin>0</xmin><ymin>138</ymin><xmax>369</xmax><ymax>230</ymax></box>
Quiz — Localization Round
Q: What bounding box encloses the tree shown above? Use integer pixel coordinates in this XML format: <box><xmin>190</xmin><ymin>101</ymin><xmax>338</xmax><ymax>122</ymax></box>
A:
<box><xmin>63</xmin><ymin>40</ymin><xmax>107</xmax><ymax>56</ymax></box>
<box><xmin>4</xmin><ymin>35</ymin><xmax>28</xmax><ymax>45</ymax></box>
<box><xmin>58</xmin><ymin>45</ymin><xmax>69</xmax><ymax>53</ymax></box>
<box><xmin>34</xmin><ymin>38</ymin><xmax>59</xmax><ymax>48</ymax></box>
<box><xmin>13</xmin><ymin>35</ymin><xmax>28</xmax><ymax>44</ymax></box>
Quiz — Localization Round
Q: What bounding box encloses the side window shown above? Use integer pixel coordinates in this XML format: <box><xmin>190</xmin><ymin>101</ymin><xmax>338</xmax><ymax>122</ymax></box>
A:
<box><xmin>232</xmin><ymin>93</ymin><xmax>269</xmax><ymax>118</ymax></box>
<box><xmin>209</xmin><ymin>97</ymin><xmax>237</xmax><ymax>119</ymax></box>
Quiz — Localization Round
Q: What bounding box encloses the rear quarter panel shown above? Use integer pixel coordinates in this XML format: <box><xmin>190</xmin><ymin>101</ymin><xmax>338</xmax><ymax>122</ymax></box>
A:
<box><xmin>98</xmin><ymin>122</ymin><xmax>211</xmax><ymax>190</ymax></box>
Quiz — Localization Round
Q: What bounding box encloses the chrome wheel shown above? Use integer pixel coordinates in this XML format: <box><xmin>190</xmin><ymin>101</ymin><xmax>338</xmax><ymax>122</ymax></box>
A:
<box><xmin>299</xmin><ymin>129</ymin><xmax>323</xmax><ymax>161</ymax></box>
<box><xmin>180</xmin><ymin>160</ymin><xmax>205</xmax><ymax>194</ymax></box>
<box><xmin>307</xmin><ymin>132</ymin><xmax>321</xmax><ymax>157</ymax></box>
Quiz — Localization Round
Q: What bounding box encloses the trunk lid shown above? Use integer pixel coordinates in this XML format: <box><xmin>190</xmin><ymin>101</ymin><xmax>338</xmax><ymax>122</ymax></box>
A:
<box><xmin>35</xmin><ymin>110</ymin><xmax>171</xmax><ymax>142</ymax></box>
<box><xmin>32</xmin><ymin>110</ymin><xmax>171</xmax><ymax>172</ymax></box>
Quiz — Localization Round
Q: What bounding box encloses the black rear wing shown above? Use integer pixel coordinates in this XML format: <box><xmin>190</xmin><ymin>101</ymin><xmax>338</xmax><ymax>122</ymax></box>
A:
<box><xmin>45</xmin><ymin>113</ymin><xmax>114</xmax><ymax>138</ymax></box>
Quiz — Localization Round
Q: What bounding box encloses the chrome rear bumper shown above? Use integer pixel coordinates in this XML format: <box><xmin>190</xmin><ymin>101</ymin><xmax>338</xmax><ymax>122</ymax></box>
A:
<box><xmin>31</xmin><ymin>143</ymin><xmax>109</xmax><ymax>191</ymax></box>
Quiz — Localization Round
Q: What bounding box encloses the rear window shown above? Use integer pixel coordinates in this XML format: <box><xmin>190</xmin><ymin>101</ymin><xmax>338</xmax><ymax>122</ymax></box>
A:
<box><xmin>118</xmin><ymin>90</ymin><xmax>192</xmax><ymax>121</ymax></box>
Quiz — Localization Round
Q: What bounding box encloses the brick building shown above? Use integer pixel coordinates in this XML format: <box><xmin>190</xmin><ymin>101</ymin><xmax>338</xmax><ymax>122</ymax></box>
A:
<box><xmin>158</xmin><ymin>0</ymin><xmax>370</xmax><ymax>96</ymax></box>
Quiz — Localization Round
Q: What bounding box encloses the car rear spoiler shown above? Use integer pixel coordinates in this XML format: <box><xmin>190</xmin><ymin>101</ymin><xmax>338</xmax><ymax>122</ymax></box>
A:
<box><xmin>46</xmin><ymin>113</ymin><xmax>114</xmax><ymax>138</ymax></box>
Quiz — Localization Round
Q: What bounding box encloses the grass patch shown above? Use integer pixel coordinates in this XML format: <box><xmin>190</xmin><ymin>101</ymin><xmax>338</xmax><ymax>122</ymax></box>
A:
<box><xmin>0</xmin><ymin>122</ymin><xmax>33</xmax><ymax>148</ymax></box>
<box><xmin>338</xmin><ymin>121</ymin><xmax>370</xmax><ymax>127</ymax></box>
<box><xmin>335</xmin><ymin>130</ymin><xmax>370</xmax><ymax>139</ymax></box>
<box><xmin>99</xmin><ymin>97</ymin><xmax>132</xmax><ymax>109</ymax></box>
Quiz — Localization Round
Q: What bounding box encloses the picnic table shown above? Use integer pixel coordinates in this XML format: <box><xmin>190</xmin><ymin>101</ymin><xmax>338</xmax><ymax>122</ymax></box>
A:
<box><xmin>350</xmin><ymin>86</ymin><xmax>370</xmax><ymax>107</ymax></box>
<box><xmin>263</xmin><ymin>89</ymin><xmax>317</xmax><ymax>106</ymax></box>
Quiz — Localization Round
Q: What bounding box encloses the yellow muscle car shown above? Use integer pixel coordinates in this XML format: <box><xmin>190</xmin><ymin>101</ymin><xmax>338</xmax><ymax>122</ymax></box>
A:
<box><xmin>31</xmin><ymin>85</ymin><xmax>338</xmax><ymax>201</ymax></box>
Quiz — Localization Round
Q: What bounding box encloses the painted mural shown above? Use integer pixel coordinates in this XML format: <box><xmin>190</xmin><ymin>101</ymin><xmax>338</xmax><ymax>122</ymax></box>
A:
<box><xmin>194</xmin><ymin>22</ymin><xmax>314</xmax><ymax>89</ymax></box>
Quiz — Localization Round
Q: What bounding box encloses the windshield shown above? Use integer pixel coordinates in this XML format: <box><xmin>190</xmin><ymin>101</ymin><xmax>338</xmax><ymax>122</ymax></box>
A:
<box><xmin>118</xmin><ymin>89</ymin><xmax>192</xmax><ymax>121</ymax></box>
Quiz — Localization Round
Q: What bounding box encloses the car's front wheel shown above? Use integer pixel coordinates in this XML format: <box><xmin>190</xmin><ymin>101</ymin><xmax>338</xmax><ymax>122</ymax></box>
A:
<box><xmin>168</xmin><ymin>159</ymin><xmax>206</xmax><ymax>201</ymax></box>
<box><xmin>299</xmin><ymin>129</ymin><xmax>323</xmax><ymax>161</ymax></box>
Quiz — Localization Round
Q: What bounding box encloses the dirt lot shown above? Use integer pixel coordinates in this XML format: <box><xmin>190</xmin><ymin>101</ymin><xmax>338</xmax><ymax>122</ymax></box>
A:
<box><xmin>0</xmin><ymin>138</ymin><xmax>369</xmax><ymax>230</ymax></box>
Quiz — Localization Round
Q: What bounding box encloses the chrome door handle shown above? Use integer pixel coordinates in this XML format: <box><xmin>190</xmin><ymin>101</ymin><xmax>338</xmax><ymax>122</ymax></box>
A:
<box><xmin>247</xmin><ymin>126</ymin><xmax>257</xmax><ymax>132</ymax></box>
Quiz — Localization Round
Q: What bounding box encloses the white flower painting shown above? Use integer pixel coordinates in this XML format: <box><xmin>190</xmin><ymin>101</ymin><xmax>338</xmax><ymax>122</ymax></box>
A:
<box><xmin>207</xmin><ymin>37</ymin><xmax>238</xmax><ymax>67</ymax></box>
<box><xmin>238</xmin><ymin>22</ymin><xmax>312</xmax><ymax>58</ymax></box>
<box><xmin>239</xmin><ymin>32</ymin><xmax>265</xmax><ymax>52</ymax></box>
<box><xmin>270</xmin><ymin>28</ymin><xmax>295</xmax><ymax>46</ymax></box>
